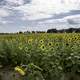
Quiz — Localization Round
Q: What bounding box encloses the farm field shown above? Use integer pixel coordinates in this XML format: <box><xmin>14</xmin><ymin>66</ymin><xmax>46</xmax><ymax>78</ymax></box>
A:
<box><xmin>0</xmin><ymin>33</ymin><xmax>80</xmax><ymax>80</ymax></box>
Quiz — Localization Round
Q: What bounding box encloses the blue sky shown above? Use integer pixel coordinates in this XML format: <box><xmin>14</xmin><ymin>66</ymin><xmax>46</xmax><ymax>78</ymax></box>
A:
<box><xmin>0</xmin><ymin>0</ymin><xmax>80</xmax><ymax>32</ymax></box>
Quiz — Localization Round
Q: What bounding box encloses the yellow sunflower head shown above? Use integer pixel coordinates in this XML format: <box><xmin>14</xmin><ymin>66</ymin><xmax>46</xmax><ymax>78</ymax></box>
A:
<box><xmin>28</xmin><ymin>39</ymin><xmax>33</xmax><ymax>44</ymax></box>
<box><xmin>18</xmin><ymin>43</ymin><xmax>23</xmax><ymax>50</ymax></box>
<box><xmin>48</xmin><ymin>42</ymin><xmax>53</xmax><ymax>47</ymax></box>
<box><xmin>39</xmin><ymin>39</ymin><xmax>44</xmax><ymax>44</ymax></box>
<box><xmin>40</xmin><ymin>45</ymin><xmax>46</xmax><ymax>51</ymax></box>
<box><xmin>25</xmin><ymin>47</ymin><xmax>28</xmax><ymax>52</ymax></box>
<box><xmin>67</xmin><ymin>38</ymin><xmax>72</xmax><ymax>42</ymax></box>
<box><xmin>55</xmin><ymin>42</ymin><xmax>58</xmax><ymax>46</ymax></box>
<box><xmin>18</xmin><ymin>46</ymin><xmax>23</xmax><ymax>50</ymax></box>
<box><xmin>65</xmin><ymin>42</ymin><xmax>69</xmax><ymax>46</ymax></box>
<box><xmin>74</xmin><ymin>37</ymin><xmax>79</xmax><ymax>41</ymax></box>
<box><xmin>15</xmin><ymin>66</ymin><xmax>25</xmax><ymax>76</ymax></box>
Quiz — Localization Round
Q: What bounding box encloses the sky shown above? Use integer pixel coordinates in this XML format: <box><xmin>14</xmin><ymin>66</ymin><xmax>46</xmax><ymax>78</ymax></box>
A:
<box><xmin>0</xmin><ymin>0</ymin><xmax>80</xmax><ymax>32</ymax></box>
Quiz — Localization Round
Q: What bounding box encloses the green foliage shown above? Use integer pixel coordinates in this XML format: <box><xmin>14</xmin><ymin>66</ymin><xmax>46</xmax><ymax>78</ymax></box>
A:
<box><xmin>0</xmin><ymin>33</ymin><xmax>80</xmax><ymax>80</ymax></box>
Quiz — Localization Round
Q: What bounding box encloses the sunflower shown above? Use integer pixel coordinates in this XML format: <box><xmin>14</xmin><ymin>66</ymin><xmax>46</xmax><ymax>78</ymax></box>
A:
<box><xmin>28</xmin><ymin>39</ymin><xmax>33</xmax><ymax>44</ymax></box>
<box><xmin>40</xmin><ymin>45</ymin><xmax>46</xmax><ymax>51</ymax></box>
<box><xmin>39</xmin><ymin>39</ymin><xmax>44</xmax><ymax>44</ymax></box>
<box><xmin>15</xmin><ymin>66</ymin><xmax>25</xmax><ymax>76</ymax></box>
<box><xmin>18</xmin><ymin>43</ymin><xmax>23</xmax><ymax>50</ymax></box>
<box><xmin>74</xmin><ymin>37</ymin><xmax>79</xmax><ymax>41</ymax></box>
<box><xmin>48</xmin><ymin>42</ymin><xmax>53</xmax><ymax>47</ymax></box>
<box><xmin>65</xmin><ymin>43</ymin><xmax>69</xmax><ymax>46</ymax></box>
<box><xmin>67</xmin><ymin>38</ymin><xmax>72</xmax><ymax>43</ymax></box>
<box><xmin>55</xmin><ymin>42</ymin><xmax>59</xmax><ymax>46</ymax></box>
<box><xmin>25</xmin><ymin>46</ymin><xmax>28</xmax><ymax>52</ymax></box>
<box><xmin>18</xmin><ymin>46</ymin><xmax>23</xmax><ymax>50</ymax></box>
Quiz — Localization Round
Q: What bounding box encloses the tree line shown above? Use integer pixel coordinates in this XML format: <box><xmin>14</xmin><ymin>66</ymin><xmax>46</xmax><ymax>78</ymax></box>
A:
<box><xmin>47</xmin><ymin>28</ymin><xmax>80</xmax><ymax>33</ymax></box>
<box><xmin>0</xmin><ymin>28</ymin><xmax>80</xmax><ymax>34</ymax></box>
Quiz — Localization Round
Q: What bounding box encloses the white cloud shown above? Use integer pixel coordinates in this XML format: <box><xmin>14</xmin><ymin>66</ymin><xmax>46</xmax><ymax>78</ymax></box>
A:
<box><xmin>0</xmin><ymin>0</ymin><xmax>80</xmax><ymax>32</ymax></box>
<box><xmin>37</xmin><ymin>14</ymin><xmax>80</xmax><ymax>27</ymax></box>
<box><xmin>38</xmin><ymin>18</ymin><xmax>67</xmax><ymax>24</ymax></box>
<box><xmin>0</xmin><ymin>21</ymin><xmax>9</xmax><ymax>24</ymax></box>
<box><xmin>6</xmin><ymin>0</ymin><xmax>24</xmax><ymax>5</ymax></box>
<box><xmin>0</xmin><ymin>8</ymin><xmax>10</xmax><ymax>17</ymax></box>
<box><xmin>63</xmin><ymin>14</ymin><xmax>80</xmax><ymax>24</ymax></box>
<box><xmin>16</xmin><ymin>0</ymin><xmax>80</xmax><ymax>20</ymax></box>
<box><xmin>0</xmin><ymin>17</ymin><xmax>13</xmax><ymax>24</ymax></box>
<box><xmin>63</xmin><ymin>14</ymin><xmax>80</xmax><ymax>19</ymax></box>
<box><xmin>0</xmin><ymin>21</ymin><xmax>13</xmax><ymax>24</ymax></box>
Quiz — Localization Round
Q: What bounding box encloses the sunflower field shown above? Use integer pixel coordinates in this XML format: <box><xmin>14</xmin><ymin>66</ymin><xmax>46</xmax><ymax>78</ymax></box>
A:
<box><xmin>0</xmin><ymin>33</ymin><xmax>80</xmax><ymax>80</ymax></box>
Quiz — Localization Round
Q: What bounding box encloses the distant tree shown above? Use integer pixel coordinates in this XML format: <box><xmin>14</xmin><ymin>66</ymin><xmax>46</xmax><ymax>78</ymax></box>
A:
<box><xmin>47</xmin><ymin>29</ymin><xmax>57</xmax><ymax>33</ymax></box>
<box><xmin>24</xmin><ymin>31</ymin><xmax>31</xmax><ymax>34</ymax></box>
<box><xmin>19</xmin><ymin>31</ymin><xmax>23</xmax><ymax>34</ymax></box>
<box><xmin>66</xmin><ymin>28</ymin><xmax>74</xmax><ymax>33</ymax></box>
<box><xmin>32</xmin><ymin>31</ymin><xmax>35</xmax><ymax>33</ymax></box>
<box><xmin>47</xmin><ymin>28</ymin><xmax>80</xmax><ymax>33</ymax></box>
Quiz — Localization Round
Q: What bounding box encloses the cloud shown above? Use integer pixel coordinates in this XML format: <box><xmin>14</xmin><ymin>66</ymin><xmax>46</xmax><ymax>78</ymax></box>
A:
<box><xmin>6</xmin><ymin>0</ymin><xmax>24</xmax><ymax>5</ymax></box>
<box><xmin>0</xmin><ymin>20</ymin><xmax>13</xmax><ymax>24</ymax></box>
<box><xmin>0</xmin><ymin>8</ymin><xmax>10</xmax><ymax>17</ymax></box>
<box><xmin>36</xmin><ymin>14</ymin><xmax>80</xmax><ymax>28</ymax></box>
<box><xmin>0</xmin><ymin>0</ymin><xmax>32</xmax><ymax>7</ymax></box>
<box><xmin>16</xmin><ymin>0</ymin><xmax>80</xmax><ymax>20</ymax></box>
<box><xmin>0</xmin><ymin>0</ymin><xmax>80</xmax><ymax>32</ymax></box>
<box><xmin>64</xmin><ymin>14</ymin><xmax>80</xmax><ymax>25</ymax></box>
